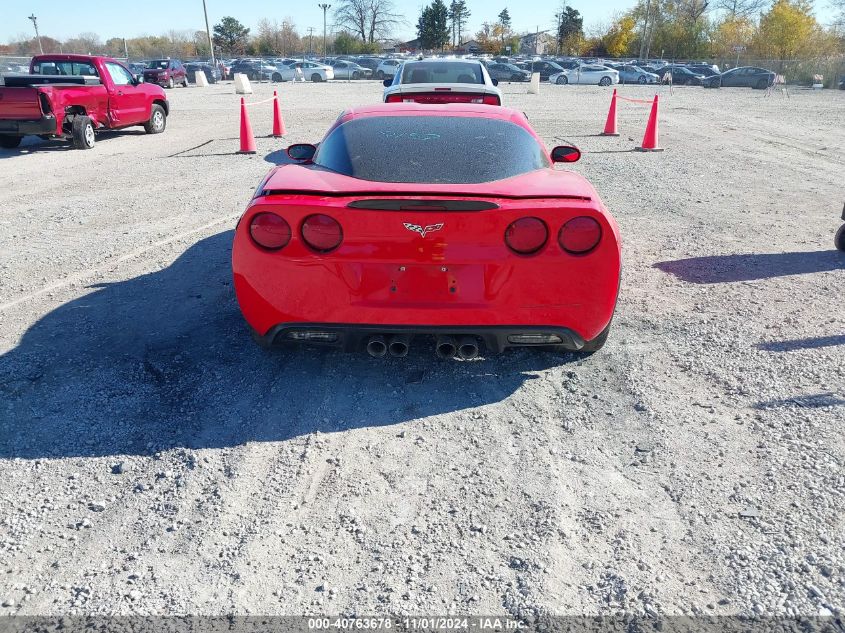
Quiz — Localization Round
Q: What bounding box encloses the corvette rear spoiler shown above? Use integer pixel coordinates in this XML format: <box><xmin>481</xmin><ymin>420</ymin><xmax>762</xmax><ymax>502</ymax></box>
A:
<box><xmin>257</xmin><ymin>188</ymin><xmax>592</xmax><ymax>202</ymax></box>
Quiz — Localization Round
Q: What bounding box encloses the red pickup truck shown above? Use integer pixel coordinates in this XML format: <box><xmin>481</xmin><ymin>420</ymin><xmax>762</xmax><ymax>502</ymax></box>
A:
<box><xmin>0</xmin><ymin>54</ymin><xmax>169</xmax><ymax>150</ymax></box>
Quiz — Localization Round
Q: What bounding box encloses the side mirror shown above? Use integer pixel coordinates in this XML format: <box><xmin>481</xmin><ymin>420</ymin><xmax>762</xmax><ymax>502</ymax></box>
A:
<box><xmin>551</xmin><ymin>145</ymin><xmax>581</xmax><ymax>163</ymax></box>
<box><xmin>383</xmin><ymin>78</ymin><xmax>392</xmax><ymax>87</ymax></box>
<box><xmin>287</xmin><ymin>143</ymin><xmax>317</xmax><ymax>162</ymax></box>
<box><xmin>492</xmin><ymin>78</ymin><xmax>499</xmax><ymax>86</ymax></box>
<box><xmin>133</xmin><ymin>74</ymin><xmax>144</xmax><ymax>84</ymax></box>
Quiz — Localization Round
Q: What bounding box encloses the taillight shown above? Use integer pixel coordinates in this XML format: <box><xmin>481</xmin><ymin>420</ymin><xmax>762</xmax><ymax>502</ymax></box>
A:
<box><xmin>386</xmin><ymin>94</ymin><xmax>403</xmax><ymax>103</ymax></box>
<box><xmin>559</xmin><ymin>216</ymin><xmax>602</xmax><ymax>254</ymax></box>
<box><xmin>505</xmin><ymin>217</ymin><xmax>548</xmax><ymax>255</ymax></box>
<box><xmin>249</xmin><ymin>212</ymin><xmax>291</xmax><ymax>250</ymax></box>
<box><xmin>301</xmin><ymin>214</ymin><xmax>343</xmax><ymax>252</ymax></box>
<box><xmin>471</xmin><ymin>95</ymin><xmax>501</xmax><ymax>105</ymax></box>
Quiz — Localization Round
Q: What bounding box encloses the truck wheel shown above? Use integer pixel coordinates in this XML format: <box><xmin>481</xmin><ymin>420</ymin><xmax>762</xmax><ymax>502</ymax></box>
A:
<box><xmin>144</xmin><ymin>105</ymin><xmax>167</xmax><ymax>134</ymax></box>
<box><xmin>167</xmin><ymin>77</ymin><xmax>175</xmax><ymax>89</ymax></box>
<box><xmin>0</xmin><ymin>135</ymin><xmax>22</xmax><ymax>149</ymax></box>
<box><xmin>835</xmin><ymin>224</ymin><xmax>845</xmax><ymax>252</ymax></box>
<box><xmin>71</xmin><ymin>116</ymin><xmax>95</xmax><ymax>150</ymax></box>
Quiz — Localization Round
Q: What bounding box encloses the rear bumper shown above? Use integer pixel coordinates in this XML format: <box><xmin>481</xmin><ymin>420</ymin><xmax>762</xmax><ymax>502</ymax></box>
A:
<box><xmin>257</xmin><ymin>322</ymin><xmax>586</xmax><ymax>353</ymax></box>
<box><xmin>0</xmin><ymin>115</ymin><xmax>56</xmax><ymax>136</ymax></box>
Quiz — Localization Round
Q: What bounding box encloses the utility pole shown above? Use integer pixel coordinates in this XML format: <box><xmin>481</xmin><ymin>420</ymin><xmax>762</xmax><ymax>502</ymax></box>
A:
<box><xmin>318</xmin><ymin>4</ymin><xmax>331</xmax><ymax>57</ymax></box>
<box><xmin>123</xmin><ymin>37</ymin><xmax>129</xmax><ymax>59</ymax></box>
<box><xmin>202</xmin><ymin>0</ymin><xmax>216</xmax><ymax>66</ymax></box>
<box><xmin>307</xmin><ymin>27</ymin><xmax>316</xmax><ymax>57</ymax></box>
<box><xmin>28</xmin><ymin>14</ymin><xmax>44</xmax><ymax>54</ymax></box>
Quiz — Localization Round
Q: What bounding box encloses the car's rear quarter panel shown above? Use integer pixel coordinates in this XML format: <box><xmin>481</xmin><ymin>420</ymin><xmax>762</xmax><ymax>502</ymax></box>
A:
<box><xmin>232</xmin><ymin>194</ymin><xmax>621</xmax><ymax>342</ymax></box>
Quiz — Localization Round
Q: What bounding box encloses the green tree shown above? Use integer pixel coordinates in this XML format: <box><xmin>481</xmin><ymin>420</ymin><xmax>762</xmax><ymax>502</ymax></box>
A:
<box><xmin>213</xmin><ymin>16</ymin><xmax>250</xmax><ymax>55</ymax></box>
<box><xmin>497</xmin><ymin>8</ymin><xmax>512</xmax><ymax>47</ymax></box>
<box><xmin>418</xmin><ymin>0</ymin><xmax>450</xmax><ymax>49</ymax></box>
<box><xmin>555</xmin><ymin>5</ymin><xmax>584</xmax><ymax>54</ymax></box>
<box><xmin>448</xmin><ymin>0</ymin><xmax>471</xmax><ymax>47</ymax></box>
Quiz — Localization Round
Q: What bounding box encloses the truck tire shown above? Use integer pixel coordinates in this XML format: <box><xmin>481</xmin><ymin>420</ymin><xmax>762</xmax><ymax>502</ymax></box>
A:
<box><xmin>144</xmin><ymin>104</ymin><xmax>167</xmax><ymax>134</ymax></box>
<box><xmin>0</xmin><ymin>135</ymin><xmax>22</xmax><ymax>149</ymax></box>
<box><xmin>835</xmin><ymin>224</ymin><xmax>845</xmax><ymax>252</ymax></box>
<box><xmin>71</xmin><ymin>115</ymin><xmax>95</xmax><ymax>150</ymax></box>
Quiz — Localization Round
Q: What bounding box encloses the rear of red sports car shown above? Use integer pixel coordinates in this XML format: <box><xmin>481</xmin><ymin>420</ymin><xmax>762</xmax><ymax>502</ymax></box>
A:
<box><xmin>232</xmin><ymin>104</ymin><xmax>621</xmax><ymax>357</ymax></box>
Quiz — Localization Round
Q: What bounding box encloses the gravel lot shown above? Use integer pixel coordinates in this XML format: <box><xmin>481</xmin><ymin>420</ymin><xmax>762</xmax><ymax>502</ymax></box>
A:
<box><xmin>0</xmin><ymin>79</ymin><xmax>843</xmax><ymax>620</ymax></box>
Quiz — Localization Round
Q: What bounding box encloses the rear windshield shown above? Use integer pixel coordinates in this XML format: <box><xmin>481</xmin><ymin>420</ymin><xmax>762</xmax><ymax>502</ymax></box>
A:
<box><xmin>31</xmin><ymin>60</ymin><xmax>98</xmax><ymax>76</ymax></box>
<box><xmin>146</xmin><ymin>60</ymin><xmax>169</xmax><ymax>69</ymax></box>
<box><xmin>313</xmin><ymin>116</ymin><xmax>549</xmax><ymax>184</ymax></box>
<box><xmin>401</xmin><ymin>61</ymin><xmax>484</xmax><ymax>85</ymax></box>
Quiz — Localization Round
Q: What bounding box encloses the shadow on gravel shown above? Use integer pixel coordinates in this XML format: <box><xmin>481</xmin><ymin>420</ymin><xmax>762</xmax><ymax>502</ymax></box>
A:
<box><xmin>0</xmin><ymin>130</ymin><xmax>147</xmax><ymax>159</ymax></box>
<box><xmin>755</xmin><ymin>392</ymin><xmax>845</xmax><ymax>410</ymax></box>
<box><xmin>757</xmin><ymin>334</ymin><xmax>845</xmax><ymax>352</ymax></box>
<box><xmin>654</xmin><ymin>250</ymin><xmax>844</xmax><ymax>283</ymax></box>
<box><xmin>264</xmin><ymin>149</ymin><xmax>298</xmax><ymax>166</ymax></box>
<box><xmin>0</xmin><ymin>230</ymin><xmax>575</xmax><ymax>460</ymax></box>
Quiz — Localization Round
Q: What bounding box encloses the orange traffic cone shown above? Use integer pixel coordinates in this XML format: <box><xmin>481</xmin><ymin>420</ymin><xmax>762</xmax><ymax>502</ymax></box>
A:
<box><xmin>272</xmin><ymin>91</ymin><xmax>286</xmax><ymax>137</ymax></box>
<box><xmin>238</xmin><ymin>97</ymin><xmax>257</xmax><ymax>154</ymax></box>
<box><xmin>601</xmin><ymin>89</ymin><xmax>620</xmax><ymax>136</ymax></box>
<box><xmin>636</xmin><ymin>94</ymin><xmax>664</xmax><ymax>152</ymax></box>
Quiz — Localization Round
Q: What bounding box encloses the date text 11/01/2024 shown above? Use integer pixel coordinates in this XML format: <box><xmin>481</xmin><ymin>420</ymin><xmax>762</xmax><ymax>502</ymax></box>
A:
<box><xmin>307</xmin><ymin>617</ymin><xmax>527</xmax><ymax>630</ymax></box>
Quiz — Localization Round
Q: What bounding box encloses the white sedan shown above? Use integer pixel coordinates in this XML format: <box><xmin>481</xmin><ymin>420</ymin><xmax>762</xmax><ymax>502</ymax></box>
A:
<box><xmin>549</xmin><ymin>65</ymin><xmax>619</xmax><ymax>86</ymax></box>
<box><xmin>285</xmin><ymin>60</ymin><xmax>335</xmax><ymax>82</ymax></box>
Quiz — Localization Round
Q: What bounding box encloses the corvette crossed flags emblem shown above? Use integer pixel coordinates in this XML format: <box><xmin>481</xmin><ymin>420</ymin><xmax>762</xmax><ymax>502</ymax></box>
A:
<box><xmin>403</xmin><ymin>222</ymin><xmax>444</xmax><ymax>238</ymax></box>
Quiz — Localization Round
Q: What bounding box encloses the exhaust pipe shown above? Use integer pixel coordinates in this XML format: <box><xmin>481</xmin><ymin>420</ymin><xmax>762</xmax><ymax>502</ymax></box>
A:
<box><xmin>388</xmin><ymin>334</ymin><xmax>411</xmax><ymax>358</ymax></box>
<box><xmin>366</xmin><ymin>335</ymin><xmax>388</xmax><ymax>358</ymax></box>
<box><xmin>435</xmin><ymin>336</ymin><xmax>457</xmax><ymax>359</ymax></box>
<box><xmin>457</xmin><ymin>336</ymin><xmax>479</xmax><ymax>360</ymax></box>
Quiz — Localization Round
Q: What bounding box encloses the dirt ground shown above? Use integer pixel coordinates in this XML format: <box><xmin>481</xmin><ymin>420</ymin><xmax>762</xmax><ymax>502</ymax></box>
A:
<box><xmin>0</xmin><ymin>79</ymin><xmax>843</xmax><ymax>620</ymax></box>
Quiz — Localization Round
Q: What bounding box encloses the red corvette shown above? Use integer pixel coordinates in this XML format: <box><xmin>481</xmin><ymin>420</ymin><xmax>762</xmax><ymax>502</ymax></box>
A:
<box><xmin>232</xmin><ymin>103</ymin><xmax>621</xmax><ymax>358</ymax></box>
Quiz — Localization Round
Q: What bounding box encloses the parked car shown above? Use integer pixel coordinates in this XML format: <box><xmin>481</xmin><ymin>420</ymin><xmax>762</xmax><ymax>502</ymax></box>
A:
<box><xmin>525</xmin><ymin>60</ymin><xmax>567</xmax><ymax>80</ymax></box>
<box><xmin>685</xmin><ymin>64</ymin><xmax>720</xmax><ymax>77</ymax></box>
<box><xmin>613</xmin><ymin>64</ymin><xmax>658</xmax><ymax>84</ymax></box>
<box><xmin>383</xmin><ymin>59</ymin><xmax>502</xmax><ymax>105</ymax></box>
<box><xmin>703</xmin><ymin>66</ymin><xmax>775</xmax><ymax>89</ymax></box>
<box><xmin>287</xmin><ymin>60</ymin><xmax>335</xmax><ymax>82</ymax></box>
<box><xmin>550</xmin><ymin>65</ymin><xmax>619</xmax><ymax>86</ymax></box>
<box><xmin>143</xmin><ymin>59</ymin><xmax>188</xmax><ymax>88</ymax></box>
<box><xmin>331</xmin><ymin>60</ymin><xmax>370</xmax><ymax>79</ymax></box>
<box><xmin>234</xmin><ymin>103</ymin><xmax>620</xmax><ymax>356</ymax></box>
<box><xmin>0</xmin><ymin>54</ymin><xmax>168</xmax><ymax>150</ymax></box>
<box><xmin>230</xmin><ymin>60</ymin><xmax>291</xmax><ymax>82</ymax></box>
<box><xmin>486</xmin><ymin>63</ymin><xmax>530</xmax><ymax>82</ymax></box>
<box><xmin>657</xmin><ymin>65</ymin><xmax>705</xmax><ymax>85</ymax></box>
<box><xmin>375</xmin><ymin>58</ymin><xmax>402</xmax><ymax>80</ymax></box>
<box><xmin>185</xmin><ymin>62</ymin><xmax>221</xmax><ymax>84</ymax></box>
<box><xmin>840</xmin><ymin>76</ymin><xmax>845</xmax><ymax>90</ymax></box>
<box><xmin>354</xmin><ymin>57</ymin><xmax>381</xmax><ymax>73</ymax></box>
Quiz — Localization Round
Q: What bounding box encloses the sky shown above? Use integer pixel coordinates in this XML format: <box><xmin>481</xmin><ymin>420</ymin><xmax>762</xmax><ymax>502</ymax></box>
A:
<box><xmin>3</xmin><ymin>0</ymin><xmax>839</xmax><ymax>45</ymax></box>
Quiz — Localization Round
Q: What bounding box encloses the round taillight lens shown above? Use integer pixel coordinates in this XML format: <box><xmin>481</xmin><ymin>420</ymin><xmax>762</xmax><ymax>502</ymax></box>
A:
<box><xmin>249</xmin><ymin>212</ymin><xmax>291</xmax><ymax>250</ymax></box>
<box><xmin>504</xmin><ymin>217</ymin><xmax>548</xmax><ymax>255</ymax></box>
<box><xmin>301</xmin><ymin>214</ymin><xmax>343</xmax><ymax>252</ymax></box>
<box><xmin>559</xmin><ymin>216</ymin><xmax>602</xmax><ymax>254</ymax></box>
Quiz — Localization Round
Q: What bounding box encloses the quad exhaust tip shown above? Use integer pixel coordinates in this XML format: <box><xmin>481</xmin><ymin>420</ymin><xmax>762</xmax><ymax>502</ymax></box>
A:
<box><xmin>436</xmin><ymin>336</ymin><xmax>457</xmax><ymax>359</ymax></box>
<box><xmin>388</xmin><ymin>334</ymin><xmax>411</xmax><ymax>358</ymax></box>
<box><xmin>457</xmin><ymin>336</ymin><xmax>480</xmax><ymax>360</ymax></box>
<box><xmin>366</xmin><ymin>335</ymin><xmax>388</xmax><ymax>358</ymax></box>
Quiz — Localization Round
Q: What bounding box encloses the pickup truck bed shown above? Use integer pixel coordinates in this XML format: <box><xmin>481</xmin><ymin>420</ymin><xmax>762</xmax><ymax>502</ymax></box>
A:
<box><xmin>3</xmin><ymin>74</ymin><xmax>102</xmax><ymax>87</ymax></box>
